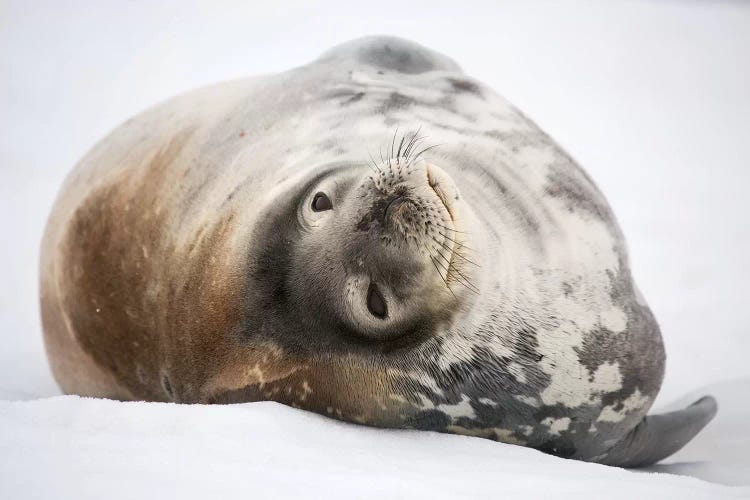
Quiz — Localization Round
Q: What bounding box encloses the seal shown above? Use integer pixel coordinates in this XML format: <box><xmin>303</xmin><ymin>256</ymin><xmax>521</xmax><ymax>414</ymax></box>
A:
<box><xmin>40</xmin><ymin>36</ymin><xmax>717</xmax><ymax>466</ymax></box>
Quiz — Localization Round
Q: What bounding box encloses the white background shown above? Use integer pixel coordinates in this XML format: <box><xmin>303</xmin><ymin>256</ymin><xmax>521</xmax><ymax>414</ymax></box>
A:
<box><xmin>0</xmin><ymin>0</ymin><xmax>749</xmax><ymax>494</ymax></box>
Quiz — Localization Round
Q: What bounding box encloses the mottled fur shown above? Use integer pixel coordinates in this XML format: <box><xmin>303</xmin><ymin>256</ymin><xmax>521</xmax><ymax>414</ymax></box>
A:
<box><xmin>40</xmin><ymin>36</ymin><xmax>715</xmax><ymax>465</ymax></box>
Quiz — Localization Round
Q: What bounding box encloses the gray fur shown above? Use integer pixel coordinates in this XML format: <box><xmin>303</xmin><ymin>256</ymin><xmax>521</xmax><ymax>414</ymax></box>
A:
<box><xmin>41</xmin><ymin>35</ymin><xmax>717</xmax><ymax>467</ymax></box>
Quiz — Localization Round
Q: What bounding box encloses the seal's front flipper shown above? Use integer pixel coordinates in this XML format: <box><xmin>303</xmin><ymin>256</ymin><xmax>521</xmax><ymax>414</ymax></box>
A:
<box><xmin>599</xmin><ymin>396</ymin><xmax>718</xmax><ymax>468</ymax></box>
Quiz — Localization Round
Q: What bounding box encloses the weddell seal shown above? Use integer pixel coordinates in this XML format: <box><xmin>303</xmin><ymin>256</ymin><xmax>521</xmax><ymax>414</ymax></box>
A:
<box><xmin>40</xmin><ymin>36</ymin><xmax>717</xmax><ymax>466</ymax></box>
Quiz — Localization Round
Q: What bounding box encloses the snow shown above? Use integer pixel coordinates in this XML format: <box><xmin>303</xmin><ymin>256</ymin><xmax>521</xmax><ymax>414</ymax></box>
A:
<box><xmin>1</xmin><ymin>0</ymin><xmax>749</xmax><ymax>498</ymax></box>
<box><xmin>1</xmin><ymin>396</ymin><xmax>747</xmax><ymax>500</ymax></box>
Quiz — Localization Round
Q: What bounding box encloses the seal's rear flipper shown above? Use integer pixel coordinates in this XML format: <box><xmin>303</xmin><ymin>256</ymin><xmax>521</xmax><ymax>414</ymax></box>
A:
<box><xmin>598</xmin><ymin>396</ymin><xmax>718</xmax><ymax>468</ymax></box>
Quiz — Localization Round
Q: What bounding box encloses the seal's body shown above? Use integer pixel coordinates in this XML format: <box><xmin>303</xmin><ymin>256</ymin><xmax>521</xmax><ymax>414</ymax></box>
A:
<box><xmin>40</xmin><ymin>37</ymin><xmax>716</xmax><ymax>466</ymax></box>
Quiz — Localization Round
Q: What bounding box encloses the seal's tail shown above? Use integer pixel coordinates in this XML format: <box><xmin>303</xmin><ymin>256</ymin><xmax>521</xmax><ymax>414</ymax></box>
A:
<box><xmin>598</xmin><ymin>396</ymin><xmax>718</xmax><ymax>468</ymax></box>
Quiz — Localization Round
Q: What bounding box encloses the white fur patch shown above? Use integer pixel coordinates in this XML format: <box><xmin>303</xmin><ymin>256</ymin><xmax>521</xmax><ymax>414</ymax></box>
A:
<box><xmin>437</xmin><ymin>394</ymin><xmax>476</xmax><ymax>420</ymax></box>
<box><xmin>597</xmin><ymin>388</ymin><xmax>649</xmax><ymax>423</ymax></box>
<box><xmin>541</xmin><ymin>416</ymin><xmax>571</xmax><ymax>436</ymax></box>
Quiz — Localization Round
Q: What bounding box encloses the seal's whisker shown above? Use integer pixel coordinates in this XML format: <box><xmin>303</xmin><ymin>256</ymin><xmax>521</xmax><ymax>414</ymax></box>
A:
<box><xmin>430</xmin><ymin>245</ymin><xmax>453</xmax><ymax>273</ymax></box>
<box><xmin>429</xmin><ymin>254</ymin><xmax>456</xmax><ymax>299</ymax></box>
<box><xmin>434</xmin><ymin>223</ymin><xmax>467</xmax><ymax>234</ymax></box>
<box><xmin>431</xmin><ymin>235</ymin><xmax>480</xmax><ymax>269</ymax></box>
<box><xmin>431</xmin><ymin>235</ymin><xmax>463</xmax><ymax>257</ymax></box>
<box><xmin>396</xmin><ymin>135</ymin><xmax>406</xmax><ymax>162</ymax></box>
<box><xmin>431</xmin><ymin>236</ymin><xmax>455</xmax><ymax>255</ymax></box>
<box><xmin>436</xmin><ymin>231</ymin><xmax>481</xmax><ymax>267</ymax></box>
<box><xmin>405</xmin><ymin>130</ymin><xmax>426</xmax><ymax>163</ymax></box>
<box><xmin>407</xmin><ymin>141</ymin><xmax>428</xmax><ymax>167</ymax></box>
<box><xmin>438</xmin><ymin>231</ymin><xmax>474</xmax><ymax>251</ymax></box>
<box><xmin>432</xmin><ymin>247</ymin><xmax>477</xmax><ymax>294</ymax></box>
<box><xmin>453</xmin><ymin>251</ymin><xmax>480</xmax><ymax>267</ymax></box>
<box><xmin>450</xmin><ymin>249</ymin><xmax>481</xmax><ymax>269</ymax></box>
<box><xmin>449</xmin><ymin>263</ymin><xmax>481</xmax><ymax>294</ymax></box>
<box><xmin>403</xmin><ymin>126</ymin><xmax>423</xmax><ymax>160</ymax></box>
<box><xmin>411</xmin><ymin>144</ymin><xmax>442</xmax><ymax>164</ymax></box>
<box><xmin>368</xmin><ymin>152</ymin><xmax>381</xmax><ymax>173</ymax></box>
<box><xmin>431</xmin><ymin>251</ymin><xmax>452</xmax><ymax>278</ymax></box>
<box><xmin>390</xmin><ymin>126</ymin><xmax>399</xmax><ymax>164</ymax></box>
<box><xmin>432</xmin><ymin>246</ymin><xmax>480</xmax><ymax>294</ymax></box>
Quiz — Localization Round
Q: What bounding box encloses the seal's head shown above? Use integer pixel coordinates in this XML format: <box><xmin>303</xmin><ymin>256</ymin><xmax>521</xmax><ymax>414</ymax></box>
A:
<box><xmin>213</xmin><ymin>135</ymin><xmax>482</xmax><ymax>421</ymax></box>
<box><xmin>291</xmin><ymin>155</ymin><xmax>470</xmax><ymax>346</ymax></box>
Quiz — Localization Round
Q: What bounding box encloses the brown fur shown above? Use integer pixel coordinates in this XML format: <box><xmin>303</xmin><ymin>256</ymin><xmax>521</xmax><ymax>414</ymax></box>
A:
<box><xmin>42</xmin><ymin>130</ymin><xmax>244</xmax><ymax>402</ymax></box>
<box><xmin>40</xmin><ymin>129</ymin><xmax>400</xmax><ymax>421</ymax></box>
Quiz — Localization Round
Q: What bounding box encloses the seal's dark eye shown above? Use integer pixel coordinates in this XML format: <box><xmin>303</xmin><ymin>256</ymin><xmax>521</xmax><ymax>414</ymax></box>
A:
<box><xmin>367</xmin><ymin>283</ymin><xmax>387</xmax><ymax>319</ymax></box>
<box><xmin>312</xmin><ymin>192</ymin><xmax>333</xmax><ymax>212</ymax></box>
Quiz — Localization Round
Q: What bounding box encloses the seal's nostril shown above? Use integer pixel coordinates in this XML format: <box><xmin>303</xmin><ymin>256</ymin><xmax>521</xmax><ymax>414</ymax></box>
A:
<box><xmin>384</xmin><ymin>195</ymin><xmax>406</xmax><ymax>223</ymax></box>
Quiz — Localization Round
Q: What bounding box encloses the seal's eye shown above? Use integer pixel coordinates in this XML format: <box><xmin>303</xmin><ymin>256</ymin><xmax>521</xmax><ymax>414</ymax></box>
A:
<box><xmin>367</xmin><ymin>283</ymin><xmax>387</xmax><ymax>319</ymax></box>
<box><xmin>312</xmin><ymin>192</ymin><xmax>333</xmax><ymax>212</ymax></box>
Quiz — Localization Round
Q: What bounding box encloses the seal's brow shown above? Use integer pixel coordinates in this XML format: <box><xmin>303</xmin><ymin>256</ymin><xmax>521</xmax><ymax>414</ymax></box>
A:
<box><xmin>296</xmin><ymin>163</ymin><xmax>357</xmax><ymax>198</ymax></box>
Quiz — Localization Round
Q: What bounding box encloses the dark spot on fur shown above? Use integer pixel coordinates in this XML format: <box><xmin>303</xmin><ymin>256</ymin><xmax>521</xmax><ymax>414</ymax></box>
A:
<box><xmin>342</xmin><ymin>92</ymin><xmax>365</xmax><ymax>105</ymax></box>
<box><xmin>484</xmin><ymin>130</ymin><xmax>549</xmax><ymax>153</ymax></box>
<box><xmin>359</xmin><ymin>42</ymin><xmax>436</xmax><ymax>74</ymax></box>
<box><xmin>470</xmin><ymin>398</ymin><xmax>509</xmax><ymax>427</ymax></box>
<box><xmin>448</xmin><ymin>78</ymin><xmax>482</xmax><ymax>97</ymax></box>
<box><xmin>544</xmin><ymin>163</ymin><xmax>612</xmax><ymax>221</ymax></box>
<box><xmin>325</xmin><ymin>90</ymin><xmax>366</xmax><ymax>107</ymax></box>
<box><xmin>162</xmin><ymin>375</ymin><xmax>173</xmax><ymax>399</ymax></box>
<box><xmin>379</xmin><ymin>92</ymin><xmax>416</xmax><ymax>114</ymax></box>
<box><xmin>406</xmin><ymin>409</ymin><xmax>452</xmax><ymax>430</ymax></box>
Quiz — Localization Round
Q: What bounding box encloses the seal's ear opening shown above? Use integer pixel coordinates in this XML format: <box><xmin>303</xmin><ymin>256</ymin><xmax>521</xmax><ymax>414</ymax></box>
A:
<box><xmin>367</xmin><ymin>283</ymin><xmax>387</xmax><ymax>319</ymax></box>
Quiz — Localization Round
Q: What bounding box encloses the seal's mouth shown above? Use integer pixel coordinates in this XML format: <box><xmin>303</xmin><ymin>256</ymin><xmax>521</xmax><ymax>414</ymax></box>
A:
<box><xmin>425</xmin><ymin>162</ymin><xmax>457</xmax><ymax>222</ymax></box>
<box><xmin>422</xmin><ymin>162</ymin><xmax>472</xmax><ymax>294</ymax></box>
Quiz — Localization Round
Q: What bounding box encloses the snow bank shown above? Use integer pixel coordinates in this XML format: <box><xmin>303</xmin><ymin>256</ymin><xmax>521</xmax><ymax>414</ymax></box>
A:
<box><xmin>1</xmin><ymin>392</ymin><xmax>747</xmax><ymax>500</ymax></box>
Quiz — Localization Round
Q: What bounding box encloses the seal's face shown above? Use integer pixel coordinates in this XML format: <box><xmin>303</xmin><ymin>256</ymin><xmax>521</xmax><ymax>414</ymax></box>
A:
<box><xmin>206</xmin><ymin>147</ymin><xmax>479</xmax><ymax>422</ymax></box>
<box><xmin>287</xmin><ymin>154</ymin><xmax>471</xmax><ymax>347</ymax></box>
<box><xmin>290</xmin><ymin>156</ymin><xmax>467</xmax><ymax>345</ymax></box>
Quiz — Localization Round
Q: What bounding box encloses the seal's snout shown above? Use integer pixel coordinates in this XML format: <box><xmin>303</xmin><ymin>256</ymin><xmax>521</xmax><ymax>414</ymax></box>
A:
<box><xmin>353</xmin><ymin>156</ymin><xmax>474</xmax><ymax>303</ymax></box>
<box><xmin>380</xmin><ymin>161</ymin><xmax>458</xmax><ymax>228</ymax></box>
<box><xmin>366</xmin><ymin>158</ymin><xmax>459</xmax><ymax>247</ymax></box>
